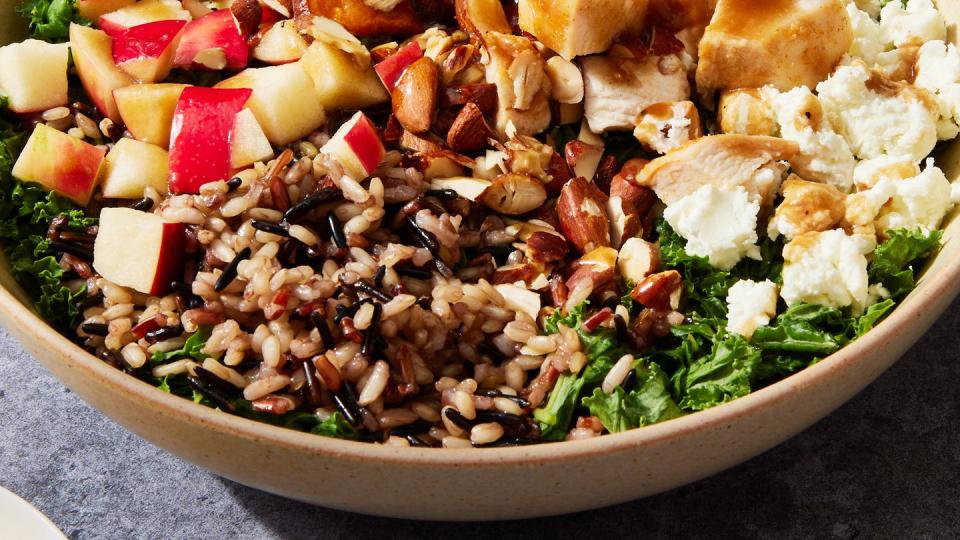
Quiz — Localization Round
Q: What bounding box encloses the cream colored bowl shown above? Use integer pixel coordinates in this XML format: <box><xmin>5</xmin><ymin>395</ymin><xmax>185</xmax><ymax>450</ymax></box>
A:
<box><xmin>2</xmin><ymin>2</ymin><xmax>959</xmax><ymax>521</ymax></box>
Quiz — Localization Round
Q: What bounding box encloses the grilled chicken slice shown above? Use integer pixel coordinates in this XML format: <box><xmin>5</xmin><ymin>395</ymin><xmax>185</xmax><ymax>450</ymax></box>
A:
<box><xmin>635</xmin><ymin>134</ymin><xmax>799</xmax><ymax>207</ymax></box>
<box><xmin>517</xmin><ymin>0</ymin><xmax>649</xmax><ymax>60</ymax></box>
<box><xmin>696</xmin><ymin>0</ymin><xmax>852</xmax><ymax>92</ymax></box>
<box><xmin>582</xmin><ymin>53</ymin><xmax>690</xmax><ymax>133</ymax></box>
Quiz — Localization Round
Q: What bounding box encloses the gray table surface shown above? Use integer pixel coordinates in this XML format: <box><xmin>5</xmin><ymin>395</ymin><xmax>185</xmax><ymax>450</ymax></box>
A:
<box><xmin>1</xmin><ymin>295</ymin><xmax>959</xmax><ymax>540</ymax></box>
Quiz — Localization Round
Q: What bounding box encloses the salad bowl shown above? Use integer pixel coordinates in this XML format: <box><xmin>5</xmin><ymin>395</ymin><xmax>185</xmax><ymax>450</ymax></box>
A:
<box><xmin>1</xmin><ymin>0</ymin><xmax>959</xmax><ymax>521</ymax></box>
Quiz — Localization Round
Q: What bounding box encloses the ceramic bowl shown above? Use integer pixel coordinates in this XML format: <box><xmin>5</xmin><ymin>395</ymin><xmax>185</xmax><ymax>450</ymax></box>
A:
<box><xmin>2</xmin><ymin>1</ymin><xmax>959</xmax><ymax>521</ymax></box>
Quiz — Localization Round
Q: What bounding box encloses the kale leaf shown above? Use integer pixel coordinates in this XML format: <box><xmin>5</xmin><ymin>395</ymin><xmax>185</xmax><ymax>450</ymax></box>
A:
<box><xmin>151</xmin><ymin>327</ymin><xmax>211</xmax><ymax>365</ymax></box>
<box><xmin>868</xmin><ymin>228</ymin><xmax>942</xmax><ymax>300</ymax></box>
<box><xmin>17</xmin><ymin>0</ymin><xmax>88</xmax><ymax>42</ymax></box>
<box><xmin>582</xmin><ymin>361</ymin><xmax>682</xmax><ymax>432</ymax></box>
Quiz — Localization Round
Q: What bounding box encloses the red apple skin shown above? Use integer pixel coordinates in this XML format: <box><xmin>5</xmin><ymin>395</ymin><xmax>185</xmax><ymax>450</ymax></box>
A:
<box><xmin>112</xmin><ymin>19</ymin><xmax>187</xmax><ymax>64</ymax></box>
<box><xmin>343</xmin><ymin>113</ymin><xmax>385</xmax><ymax>176</ymax></box>
<box><xmin>98</xmin><ymin>17</ymin><xmax>129</xmax><ymax>38</ymax></box>
<box><xmin>174</xmin><ymin>10</ymin><xmax>249</xmax><ymax>70</ymax></box>
<box><xmin>11</xmin><ymin>124</ymin><xmax>106</xmax><ymax>205</ymax></box>
<box><xmin>168</xmin><ymin>86</ymin><xmax>253</xmax><ymax>194</ymax></box>
<box><xmin>150</xmin><ymin>221</ymin><xmax>187</xmax><ymax>295</ymax></box>
<box><xmin>374</xmin><ymin>41</ymin><xmax>422</xmax><ymax>91</ymax></box>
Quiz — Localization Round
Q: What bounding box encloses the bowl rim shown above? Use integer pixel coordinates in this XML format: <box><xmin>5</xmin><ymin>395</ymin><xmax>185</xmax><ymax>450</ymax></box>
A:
<box><xmin>0</xmin><ymin>236</ymin><xmax>948</xmax><ymax>467</ymax></box>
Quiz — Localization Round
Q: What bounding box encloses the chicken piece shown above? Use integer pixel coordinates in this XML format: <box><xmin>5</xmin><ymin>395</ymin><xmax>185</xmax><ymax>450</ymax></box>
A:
<box><xmin>483</xmin><ymin>32</ymin><xmax>552</xmax><ymax>139</ymax></box>
<box><xmin>634</xmin><ymin>134</ymin><xmax>798</xmax><ymax>207</ymax></box>
<box><xmin>633</xmin><ymin>101</ymin><xmax>702</xmax><ymax>154</ymax></box>
<box><xmin>718</xmin><ymin>88</ymin><xmax>777</xmax><ymax>136</ymax></box>
<box><xmin>307</xmin><ymin>0</ymin><xmax>422</xmax><ymax>37</ymax></box>
<box><xmin>581</xmin><ymin>53</ymin><xmax>690</xmax><ymax>133</ymax></box>
<box><xmin>696</xmin><ymin>0</ymin><xmax>853</xmax><ymax>92</ymax></box>
<box><xmin>648</xmin><ymin>0</ymin><xmax>718</xmax><ymax>29</ymax></box>
<box><xmin>767</xmin><ymin>175</ymin><xmax>846</xmax><ymax>240</ymax></box>
<box><xmin>517</xmin><ymin>0</ymin><xmax>649</xmax><ymax>60</ymax></box>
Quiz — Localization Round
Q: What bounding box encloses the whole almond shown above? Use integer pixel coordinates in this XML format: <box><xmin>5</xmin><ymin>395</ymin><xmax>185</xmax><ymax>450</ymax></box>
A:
<box><xmin>629</xmin><ymin>270</ymin><xmax>682</xmax><ymax>310</ymax></box>
<box><xmin>440</xmin><ymin>83</ymin><xmax>499</xmax><ymax>115</ymax></box>
<box><xmin>526</xmin><ymin>231</ymin><xmax>569</xmax><ymax>263</ymax></box>
<box><xmin>400</xmin><ymin>130</ymin><xmax>446</xmax><ymax>153</ymax></box>
<box><xmin>557</xmin><ymin>177</ymin><xmax>610</xmax><ymax>254</ymax></box>
<box><xmin>447</xmin><ymin>102</ymin><xmax>494</xmax><ymax>153</ymax></box>
<box><xmin>393</xmin><ymin>57</ymin><xmax>439</xmax><ymax>134</ymax></box>
<box><xmin>230</xmin><ymin>0</ymin><xmax>262</xmax><ymax>37</ymax></box>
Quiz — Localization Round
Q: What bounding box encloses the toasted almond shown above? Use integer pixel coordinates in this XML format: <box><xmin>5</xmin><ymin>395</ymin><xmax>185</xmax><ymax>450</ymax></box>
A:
<box><xmin>557</xmin><ymin>177</ymin><xmax>610</xmax><ymax>254</ymax></box>
<box><xmin>399</xmin><ymin>130</ymin><xmax>446</xmax><ymax>153</ymax></box>
<box><xmin>430</xmin><ymin>177</ymin><xmax>492</xmax><ymax>201</ymax></box>
<box><xmin>440</xmin><ymin>83</ymin><xmax>499</xmax><ymax>115</ymax></box>
<box><xmin>439</xmin><ymin>44</ymin><xmax>478</xmax><ymax>85</ymax></box>
<box><xmin>629</xmin><ymin>270</ymin><xmax>682</xmax><ymax>310</ymax></box>
<box><xmin>392</xmin><ymin>57</ymin><xmax>439</xmax><ymax>134</ymax></box>
<box><xmin>564</xmin><ymin>140</ymin><xmax>603</xmax><ymax>182</ymax></box>
<box><xmin>526</xmin><ymin>230</ymin><xmax>569</xmax><ymax>263</ymax></box>
<box><xmin>230</xmin><ymin>0</ymin><xmax>262</xmax><ymax>37</ymax></box>
<box><xmin>617</xmin><ymin>238</ymin><xmax>660</xmax><ymax>283</ymax></box>
<box><xmin>417</xmin><ymin>153</ymin><xmax>466</xmax><ymax>180</ymax></box>
<box><xmin>491</xmin><ymin>263</ymin><xmax>539</xmax><ymax>284</ymax></box>
<box><xmin>566</xmin><ymin>247</ymin><xmax>618</xmax><ymax>295</ymax></box>
<box><xmin>455</xmin><ymin>0</ymin><xmax>511</xmax><ymax>43</ymax></box>
<box><xmin>481</xmin><ymin>173</ymin><xmax>547</xmax><ymax>215</ymax></box>
<box><xmin>545</xmin><ymin>56</ymin><xmax>584</xmax><ymax>104</ymax></box>
<box><xmin>292</xmin><ymin>0</ymin><xmax>312</xmax><ymax>31</ymax></box>
<box><xmin>447</xmin><ymin>102</ymin><xmax>494</xmax><ymax>153</ymax></box>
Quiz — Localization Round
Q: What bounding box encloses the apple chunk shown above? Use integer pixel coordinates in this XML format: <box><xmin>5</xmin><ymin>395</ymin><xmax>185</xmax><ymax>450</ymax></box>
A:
<box><xmin>320</xmin><ymin>111</ymin><xmax>385</xmax><ymax>180</ymax></box>
<box><xmin>100</xmin><ymin>138</ymin><xmax>170</xmax><ymax>199</ymax></box>
<box><xmin>253</xmin><ymin>20</ymin><xmax>308</xmax><ymax>65</ymax></box>
<box><xmin>98</xmin><ymin>0</ymin><xmax>191</xmax><ymax>38</ymax></box>
<box><xmin>0</xmin><ymin>40</ymin><xmax>70</xmax><ymax>113</ymax></box>
<box><xmin>216</xmin><ymin>63</ymin><xmax>326</xmax><ymax>145</ymax></box>
<box><xmin>70</xmin><ymin>23</ymin><xmax>136</xmax><ymax>122</ymax></box>
<box><xmin>93</xmin><ymin>207</ymin><xmax>186</xmax><ymax>296</ymax></box>
<box><xmin>112</xmin><ymin>19</ymin><xmax>187</xmax><ymax>82</ymax></box>
<box><xmin>78</xmin><ymin>0</ymin><xmax>136</xmax><ymax>21</ymax></box>
<box><xmin>174</xmin><ymin>10</ymin><xmax>249</xmax><ymax>70</ymax></box>
<box><xmin>231</xmin><ymin>108</ymin><xmax>274</xmax><ymax>169</ymax></box>
<box><xmin>374</xmin><ymin>41</ymin><xmax>422</xmax><ymax>91</ymax></box>
<box><xmin>12</xmin><ymin>124</ymin><xmax>106</xmax><ymax>205</ymax></box>
<box><xmin>300</xmin><ymin>41</ymin><xmax>388</xmax><ymax>111</ymax></box>
<box><xmin>168</xmin><ymin>86</ymin><xmax>253</xmax><ymax>194</ymax></box>
<box><xmin>114</xmin><ymin>83</ymin><xmax>189</xmax><ymax>148</ymax></box>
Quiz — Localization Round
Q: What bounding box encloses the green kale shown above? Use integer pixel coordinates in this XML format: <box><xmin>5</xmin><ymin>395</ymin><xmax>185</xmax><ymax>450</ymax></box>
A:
<box><xmin>868</xmin><ymin>228</ymin><xmax>942</xmax><ymax>299</ymax></box>
<box><xmin>17</xmin><ymin>0</ymin><xmax>89</xmax><ymax>42</ymax></box>
<box><xmin>151</xmin><ymin>327</ymin><xmax>211</xmax><ymax>365</ymax></box>
<box><xmin>534</xmin><ymin>373</ymin><xmax>586</xmax><ymax>440</ymax></box>
<box><xmin>582</xmin><ymin>361</ymin><xmax>682</xmax><ymax>432</ymax></box>
<box><xmin>670</xmin><ymin>330</ymin><xmax>762</xmax><ymax>411</ymax></box>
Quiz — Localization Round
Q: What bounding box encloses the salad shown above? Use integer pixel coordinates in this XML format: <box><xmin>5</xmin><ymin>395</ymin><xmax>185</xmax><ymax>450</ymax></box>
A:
<box><xmin>0</xmin><ymin>0</ymin><xmax>954</xmax><ymax>448</ymax></box>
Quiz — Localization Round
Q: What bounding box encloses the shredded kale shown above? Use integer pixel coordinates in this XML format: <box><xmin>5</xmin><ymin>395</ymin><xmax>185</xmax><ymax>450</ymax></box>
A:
<box><xmin>151</xmin><ymin>327</ymin><xmax>212</xmax><ymax>365</ymax></box>
<box><xmin>868</xmin><ymin>228</ymin><xmax>942</xmax><ymax>299</ymax></box>
<box><xmin>17</xmin><ymin>0</ymin><xmax>89</xmax><ymax>42</ymax></box>
<box><xmin>582</xmin><ymin>361</ymin><xmax>682</xmax><ymax>432</ymax></box>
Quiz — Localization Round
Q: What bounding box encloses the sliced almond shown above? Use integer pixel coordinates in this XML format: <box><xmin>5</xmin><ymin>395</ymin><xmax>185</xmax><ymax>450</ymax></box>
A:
<box><xmin>392</xmin><ymin>57</ymin><xmax>439</xmax><ymax>134</ymax></box>
<box><xmin>492</xmin><ymin>263</ymin><xmax>539</xmax><ymax>284</ymax></box>
<box><xmin>419</xmin><ymin>153</ymin><xmax>466</xmax><ymax>180</ymax></box>
<box><xmin>617</xmin><ymin>238</ymin><xmax>660</xmax><ymax>283</ymax></box>
<box><xmin>447</xmin><ymin>102</ymin><xmax>494</xmax><ymax>154</ymax></box>
<box><xmin>430</xmin><ymin>176</ymin><xmax>492</xmax><ymax>201</ymax></box>
<box><xmin>481</xmin><ymin>173</ymin><xmax>547</xmax><ymax>215</ymax></box>
<box><xmin>607</xmin><ymin>159</ymin><xmax>654</xmax><ymax>247</ymax></box>
<box><xmin>557</xmin><ymin>176</ymin><xmax>610</xmax><ymax>254</ymax></box>
<box><xmin>440</xmin><ymin>83</ymin><xmax>498</xmax><ymax>115</ymax></box>
<box><xmin>545</xmin><ymin>56</ymin><xmax>584</xmax><ymax>104</ymax></box>
<box><xmin>565</xmin><ymin>246</ymin><xmax>618</xmax><ymax>295</ymax></box>
<box><xmin>564</xmin><ymin>140</ymin><xmax>603</xmax><ymax>182</ymax></box>
<box><xmin>493</xmin><ymin>283</ymin><xmax>541</xmax><ymax>321</ymax></box>
<box><xmin>629</xmin><ymin>270</ymin><xmax>682</xmax><ymax>311</ymax></box>
<box><xmin>526</xmin><ymin>230</ymin><xmax>569</xmax><ymax>263</ymax></box>
<box><xmin>455</xmin><ymin>0</ymin><xmax>511</xmax><ymax>43</ymax></box>
<box><xmin>399</xmin><ymin>130</ymin><xmax>445</xmax><ymax>153</ymax></box>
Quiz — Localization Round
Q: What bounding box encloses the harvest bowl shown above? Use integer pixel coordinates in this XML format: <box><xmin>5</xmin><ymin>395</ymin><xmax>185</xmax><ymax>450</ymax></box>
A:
<box><xmin>1</xmin><ymin>0</ymin><xmax>959</xmax><ymax>521</ymax></box>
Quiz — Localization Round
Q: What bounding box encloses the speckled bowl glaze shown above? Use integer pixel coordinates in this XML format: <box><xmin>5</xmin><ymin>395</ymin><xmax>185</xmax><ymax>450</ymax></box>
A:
<box><xmin>2</xmin><ymin>1</ymin><xmax>960</xmax><ymax>521</ymax></box>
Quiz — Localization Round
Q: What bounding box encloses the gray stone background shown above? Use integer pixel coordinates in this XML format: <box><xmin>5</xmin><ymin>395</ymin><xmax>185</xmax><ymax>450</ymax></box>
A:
<box><xmin>1</xmin><ymin>296</ymin><xmax>959</xmax><ymax>540</ymax></box>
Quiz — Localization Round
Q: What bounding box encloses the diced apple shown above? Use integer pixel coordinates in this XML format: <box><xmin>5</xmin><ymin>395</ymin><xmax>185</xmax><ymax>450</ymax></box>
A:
<box><xmin>100</xmin><ymin>138</ymin><xmax>169</xmax><ymax>199</ymax></box>
<box><xmin>78</xmin><ymin>0</ymin><xmax>136</xmax><ymax>22</ymax></box>
<box><xmin>253</xmin><ymin>20</ymin><xmax>308</xmax><ymax>65</ymax></box>
<box><xmin>216</xmin><ymin>63</ymin><xmax>326</xmax><ymax>145</ymax></box>
<box><xmin>299</xmin><ymin>41</ymin><xmax>388</xmax><ymax>111</ymax></box>
<box><xmin>168</xmin><ymin>86</ymin><xmax>253</xmax><ymax>194</ymax></box>
<box><xmin>98</xmin><ymin>0</ymin><xmax>192</xmax><ymax>38</ymax></box>
<box><xmin>174</xmin><ymin>10</ymin><xmax>249</xmax><ymax>70</ymax></box>
<box><xmin>112</xmin><ymin>19</ymin><xmax>187</xmax><ymax>83</ymax></box>
<box><xmin>231</xmin><ymin>108</ymin><xmax>274</xmax><ymax>169</ymax></box>
<box><xmin>12</xmin><ymin>124</ymin><xmax>105</xmax><ymax>205</ymax></box>
<box><xmin>0</xmin><ymin>40</ymin><xmax>69</xmax><ymax>113</ymax></box>
<box><xmin>374</xmin><ymin>41</ymin><xmax>422</xmax><ymax>91</ymax></box>
<box><xmin>320</xmin><ymin>111</ymin><xmax>385</xmax><ymax>180</ymax></box>
<box><xmin>93</xmin><ymin>207</ymin><xmax>186</xmax><ymax>296</ymax></box>
<box><xmin>114</xmin><ymin>83</ymin><xmax>189</xmax><ymax>147</ymax></box>
<box><xmin>70</xmin><ymin>23</ymin><xmax>136</xmax><ymax>122</ymax></box>
<box><xmin>429</xmin><ymin>177</ymin><xmax>491</xmax><ymax>201</ymax></box>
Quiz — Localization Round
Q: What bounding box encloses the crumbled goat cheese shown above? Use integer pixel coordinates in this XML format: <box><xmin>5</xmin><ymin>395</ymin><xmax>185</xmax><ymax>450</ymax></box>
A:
<box><xmin>914</xmin><ymin>40</ymin><xmax>960</xmax><ymax>139</ymax></box>
<box><xmin>879</xmin><ymin>0</ymin><xmax>946</xmax><ymax>47</ymax></box>
<box><xmin>726</xmin><ymin>279</ymin><xmax>779</xmax><ymax>339</ymax></box>
<box><xmin>781</xmin><ymin>229</ymin><xmax>870</xmax><ymax>314</ymax></box>
<box><xmin>873</xmin><ymin>158</ymin><xmax>954</xmax><ymax>232</ymax></box>
<box><xmin>769</xmin><ymin>87</ymin><xmax>856</xmax><ymax>192</ymax></box>
<box><xmin>663</xmin><ymin>185</ymin><xmax>760</xmax><ymax>271</ymax></box>
<box><xmin>846</xmin><ymin>3</ymin><xmax>885</xmax><ymax>65</ymax></box>
<box><xmin>851</xmin><ymin>0</ymin><xmax>881</xmax><ymax>19</ymax></box>
<box><xmin>816</xmin><ymin>63</ymin><xmax>938</xmax><ymax>162</ymax></box>
<box><xmin>852</xmin><ymin>154</ymin><xmax>920</xmax><ymax>190</ymax></box>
